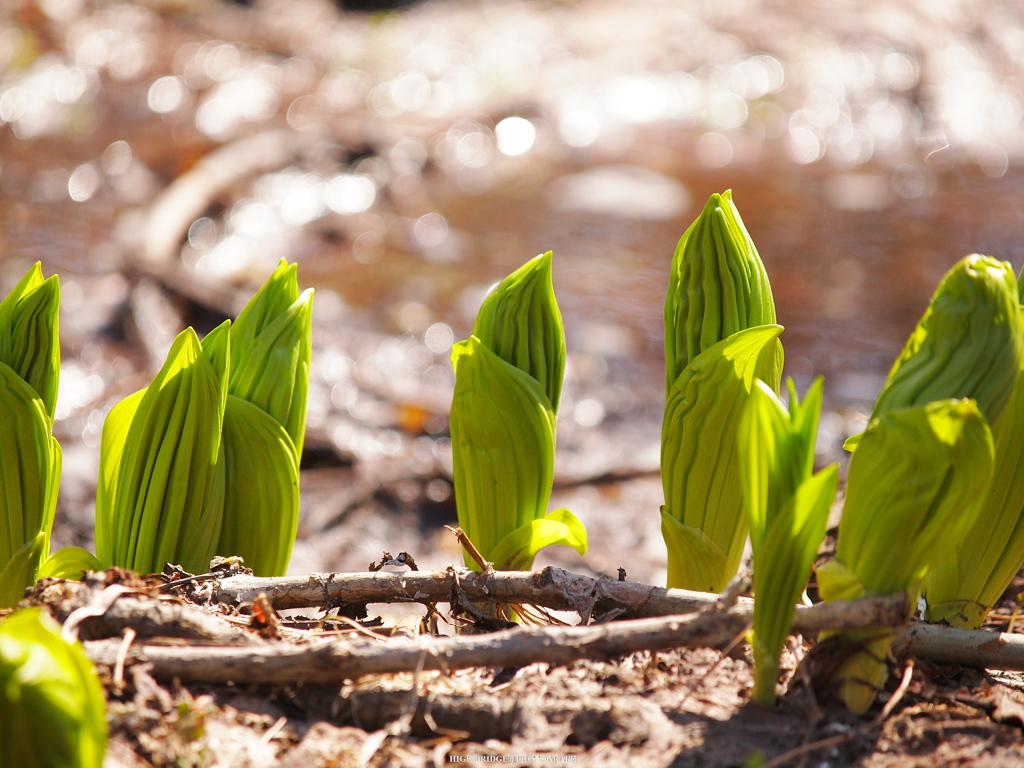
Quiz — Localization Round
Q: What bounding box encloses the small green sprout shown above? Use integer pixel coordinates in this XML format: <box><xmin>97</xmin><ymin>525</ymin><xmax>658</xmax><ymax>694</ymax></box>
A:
<box><xmin>450</xmin><ymin>252</ymin><xmax>587</xmax><ymax>571</ymax></box>
<box><xmin>820</xmin><ymin>399</ymin><xmax>993</xmax><ymax>714</ymax></box>
<box><xmin>0</xmin><ymin>264</ymin><xmax>61</xmax><ymax>607</ymax></box>
<box><xmin>661</xmin><ymin>190</ymin><xmax>782</xmax><ymax>592</ymax></box>
<box><xmin>739</xmin><ymin>378</ymin><xmax>836</xmax><ymax>706</ymax></box>
<box><xmin>0</xmin><ymin>607</ymin><xmax>108</xmax><ymax>768</ymax></box>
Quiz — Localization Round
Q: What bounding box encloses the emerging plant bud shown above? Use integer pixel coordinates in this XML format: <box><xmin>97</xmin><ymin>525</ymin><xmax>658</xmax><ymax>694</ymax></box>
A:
<box><xmin>0</xmin><ymin>608</ymin><xmax>107</xmax><ymax>768</ymax></box>
<box><xmin>0</xmin><ymin>262</ymin><xmax>60</xmax><ymax>421</ymax></box>
<box><xmin>450</xmin><ymin>253</ymin><xmax>587</xmax><ymax>571</ymax></box>
<box><xmin>661</xmin><ymin>192</ymin><xmax>783</xmax><ymax>593</ymax></box>
<box><xmin>869</xmin><ymin>254</ymin><xmax>1021</xmax><ymax>427</ymax></box>
<box><xmin>473</xmin><ymin>251</ymin><xmax>566</xmax><ymax>412</ymax></box>
<box><xmin>227</xmin><ymin>259</ymin><xmax>313</xmax><ymax>458</ymax></box>
<box><xmin>664</xmin><ymin>190</ymin><xmax>778</xmax><ymax>395</ymax></box>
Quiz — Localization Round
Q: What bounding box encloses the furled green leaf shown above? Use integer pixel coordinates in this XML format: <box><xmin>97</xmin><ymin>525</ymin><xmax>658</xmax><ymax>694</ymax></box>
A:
<box><xmin>38</xmin><ymin>547</ymin><xmax>103</xmax><ymax>582</ymax></box>
<box><xmin>216</xmin><ymin>395</ymin><xmax>299</xmax><ymax>576</ymax></box>
<box><xmin>228</xmin><ymin>260</ymin><xmax>312</xmax><ymax>457</ymax></box>
<box><xmin>664</xmin><ymin>190</ymin><xmax>778</xmax><ymax>395</ymax></box>
<box><xmin>0</xmin><ymin>534</ymin><xmax>46</xmax><ymax>609</ymax></box>
<box><xmin>97</xmin><ymin>328</ymin><xmax>227</xmax><ymax>575</ymax></box>
<box><xmin>487</xmin><ymin>508</ymin><xmax>587</xmax><ymax>571</ymax></box>
<box><xmin>450</xmin><ymin>336</ymin><xmax>558</xmax><ymax>570</ymax></box>
<box><xmin>472</xmin><ymin>251</ymin><xmax>566</xmax><ymax>412</ymax></box>
<box><xmin>661</xmin><ymin>324</ymin><xmax>783</xmax><ymax>592</ymax></box>
<box><xmin>924</xmin><ymin>284</ymin><xmax>1024</xmax><ymax>627</ymax></box>
<box><xmin>0</xmin><ymin>362</ymin><xmax>60</xmax><ymax>571</ymax></box>
<box><xmin>822</xmin><ymin>398</ymin><xmax>994</xmax><ymax>713</ymax></box>
<box><xmin>0</xmin><ymin>608</ymin><xmax>107</xmax><ymax>768</ymax></box>
<box><xmin>870</xmin><ymin>255</ymin><xmax>1021</xmax><ymax>426</ymax></box>
<box><xmin>739</xmin><ymin>378</ymin><xmax>835</xmax><ymax>705</ymax></box>
<box><xmin>0</xmin><ymin>263</ymin><xmax>60</xmax><ymax>422</ymax></box>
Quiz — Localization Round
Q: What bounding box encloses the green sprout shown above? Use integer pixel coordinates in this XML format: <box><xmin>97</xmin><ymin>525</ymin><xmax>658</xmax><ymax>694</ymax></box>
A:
<box><xmin>95</xmin><ymin>262</ymin><xmax>311</xmax><ymax>578</ymax></box>
<box><xmin>664</xmin><ymin>190</ymin><xmax>779</xmax><ymax>393</ymax></box>
<box><xmin>661</xmin><ymin>191</ymin><xmax>783</xmax><ymax>592</ymax></box>
<box><xmin>0</xmin><ymin>607</ymin><xmax>108</xmax><ymax>768</ymax></box>
<box><xmin>217</xmin><ymin>260</ymin><xmax>311</xmax><ymax>576</ymax></box>
<box><xmin>0</xmin><ymin>264</ymin><xmax>62</xmax><ymax>607</ymax></box>
<box><xmin>846</xmin><ymin>254</ymin><xmax>1021</xmax><ymax>451</ymax></box>
<box><xmin>924</xmin><ymin>266</ymin><xmax>1024</xmax><ymax>628</ymax></box>
<box><xmin>450</xmin><ymin>252</ymin><xmax>587</xmax><ymax>571</ymax></box>
<box><xmin>96</xmin><ymin>325</ymin><xmax>229</xmax><ymax>576</ymax></box>
<box><xmin>739</xmin><ymin>378</ymin><xmax>836</xmax><ymax>706</ymax></box>
<box><xmin>820</xmin><ymin>399</ymin><xmax>993</xmax><ymax>714</ymax></box>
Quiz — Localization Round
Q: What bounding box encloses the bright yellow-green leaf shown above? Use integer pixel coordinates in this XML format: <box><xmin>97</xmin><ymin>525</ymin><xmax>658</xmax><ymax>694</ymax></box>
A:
<box><xmin>836</xmin><ymin>399</ymin><xmax>994</xmax><ymax>596</ymax></box>
<box><xmin>94</xmin><ymin>389</ymin><xmax>145</xmax><ymax>568</ymax></box>
<box><xmin>216</xmin><ymin>395</ymin><xmax>299</xmax><ymax>576</ymax></box>
<box><xmin>823</xmin><ymin>398</ymin><xmax>994</xmax><ymax>713</ymax></box>
<box><xmin>488</xmin><ymin>508</ymin><xmax>587</xmax><ymax>571</ymax></box>
<box><xmin>661</xmin><ymin>324</ymin><xmax>783</xmax><ymax>591</ymax></box>
<box><xmin>0</xmin><ymin>608</ymin><xmax>107</xmax><ymax>768</ymax></box>
<box><xmin>925</xmin><ymin>314</ymin><xmax>1024</xmax><ymax>628</ymax></box>
<box><xmin>815</xmin><ymin>558</ymin><xmax>867</xmax><ymax>603</ymax></box>
<box><xmin>740</xmin><ymin>377</ymin><xmax>835</xmax><ymax>705</ymax></box>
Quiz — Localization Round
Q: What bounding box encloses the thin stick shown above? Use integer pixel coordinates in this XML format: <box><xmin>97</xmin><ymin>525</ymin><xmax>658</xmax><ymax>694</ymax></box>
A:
<box><xmin>444</xmin><ymin>527</ymin><xmax>491</xmax><ymax>572</ymax></box>
<box><xmin>112</xmin><ymin>628</ymin><xmax>136</xmax><ymax>690</ymax></box>
<box><xmin>876</xmin><ymin>659</ymin><xmax>914</xmax><ymax>722</ymax></box>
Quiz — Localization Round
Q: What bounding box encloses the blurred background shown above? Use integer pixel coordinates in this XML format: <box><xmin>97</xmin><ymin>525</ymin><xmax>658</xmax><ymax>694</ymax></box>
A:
<box><xmin>2</xmin><ymin>0</ymin><xmax>1022</xmax><ymax>586</ymax></box>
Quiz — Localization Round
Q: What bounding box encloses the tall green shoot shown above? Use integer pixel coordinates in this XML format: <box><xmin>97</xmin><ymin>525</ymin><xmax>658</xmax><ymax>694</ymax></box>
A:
<box><xmin>661</xmin><ymin>191</ymin><xmax>783</xmax><ymax>592</ymax></box>
<box><xmin>450</xmin><ymin>252</ymin><xmax>587</xmax><ymax>571</ymax></box>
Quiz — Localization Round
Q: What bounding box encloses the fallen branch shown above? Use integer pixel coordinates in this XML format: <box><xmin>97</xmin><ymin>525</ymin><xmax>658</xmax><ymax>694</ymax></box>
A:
<box><xmin>206</xmin><ymin>565</ymin><xmax>908</xmax><ymax>632</ymax></box>
<box><xmin>894</xmin><ymin>623</ymin><xmax>1024</xmax><ymax>670</ymax></box>
<box><xmin>84</xmin><ymin>592</ymin><xmax>908</xmax><ymax>685</ymax></box>
<box><xmin>29</xmin><ymin>578</ymin><xmax>256</xmax><ymax>645</ymax></box>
